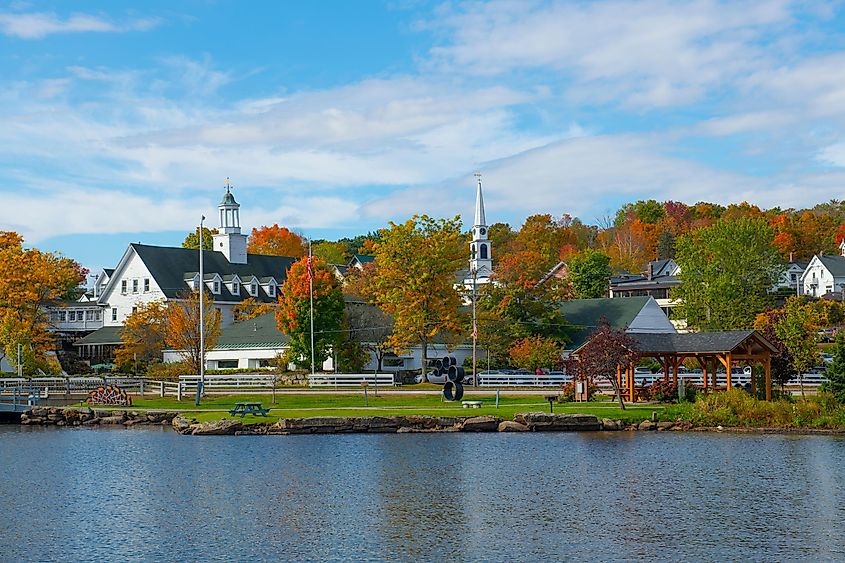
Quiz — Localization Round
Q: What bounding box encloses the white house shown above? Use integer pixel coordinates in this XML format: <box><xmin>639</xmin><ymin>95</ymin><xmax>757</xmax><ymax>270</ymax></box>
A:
<box><xmin>800</xmin><ymin>242</ymin><xmax>845</xmax><ymax>297</ymax></box>
<box><xmin>75</xmin><ymin>186</ymin><xmax>295</xmax><ymax>363</ymax></box>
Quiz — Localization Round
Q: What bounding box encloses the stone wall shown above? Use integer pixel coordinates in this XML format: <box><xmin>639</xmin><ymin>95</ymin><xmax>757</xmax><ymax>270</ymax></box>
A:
<box><xmin>20</xmin><ymin>407</ymin><xmax>178</xmax><ymax>427</ymax></box>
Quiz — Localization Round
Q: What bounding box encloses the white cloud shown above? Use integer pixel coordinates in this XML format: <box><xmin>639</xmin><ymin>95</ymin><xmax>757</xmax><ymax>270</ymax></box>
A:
<box><xmin>0</xmin><ymin>11</ymin><xmax>159</xmax><ymax>39</ymax></box>
<box><xmin>427</xmin><ymin>0</ymin><xmax>793</xmax><ymax>107</ymax></box>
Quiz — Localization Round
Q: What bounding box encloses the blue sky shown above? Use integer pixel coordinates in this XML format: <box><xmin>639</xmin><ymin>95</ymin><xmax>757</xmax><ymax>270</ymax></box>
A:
<box><xmin>3</xmin><ymin>1</ymin><xmax>845</xmax><ymax>273</ymax></box>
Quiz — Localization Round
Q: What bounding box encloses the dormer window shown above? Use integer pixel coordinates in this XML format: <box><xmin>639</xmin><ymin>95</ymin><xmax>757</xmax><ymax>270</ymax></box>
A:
<box><xmin>251</xmin><ymin>282</ymin><xmax>258</xmax><ymax>296</ymax></box>
<box><xmin>193</xmin><ymin>277</ymin><xmax>200</xmax><ymax>291</ymax></box>
<box><xmin>268</xmin><ymin>283</ymin><xmax>276</xmax><ymax>297</ymax></box>
<box><xmin>232</xmin><ymin>281</ymin><xmax>240</xmax><ymax>295</ymax></box>
<box><xmin>213</xmin><ymin>281</ymin><xmax>221</xmax><ymax>294</ymax></box>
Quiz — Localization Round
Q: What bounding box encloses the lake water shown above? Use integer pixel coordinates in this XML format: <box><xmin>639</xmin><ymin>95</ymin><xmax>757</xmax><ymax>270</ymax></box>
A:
<box><xmin>1</xmin><ymin>427</ymin><xmax>844</xmax><ymax>562</ymax></box>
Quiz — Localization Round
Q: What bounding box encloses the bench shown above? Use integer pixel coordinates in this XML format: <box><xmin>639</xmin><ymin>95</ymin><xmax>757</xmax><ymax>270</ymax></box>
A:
<box><xmin>228</xmin><ymin>402</ymin><xmax>269</xmax><ymax>417</ymax></box>
<box><xmin>462</xmin><ymin>401</ymin><xmax>482</xmax><ymax>409</ymax></box>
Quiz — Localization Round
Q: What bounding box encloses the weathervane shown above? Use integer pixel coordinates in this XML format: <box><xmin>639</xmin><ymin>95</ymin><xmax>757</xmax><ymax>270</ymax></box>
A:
<box><xmin>225</xmin><ymin>177</ymin><xmax>232</xmax><ymax>192</ymax></box>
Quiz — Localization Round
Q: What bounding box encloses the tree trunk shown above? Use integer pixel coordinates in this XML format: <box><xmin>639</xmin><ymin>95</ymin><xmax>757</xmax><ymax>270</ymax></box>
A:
<box><xmin>799</xmin><ymin>371</ymin><xmax>805</xmax><ymax>398</ymax></box>
<box><xmin>421</xmin><ymin>339</ymin><xmax>428</xmax><ymax>383</ymax></box>
<box><xmin>609</xmin><ymin>377</ymin><xmax>626</xmax><ymax>410</ymax></box>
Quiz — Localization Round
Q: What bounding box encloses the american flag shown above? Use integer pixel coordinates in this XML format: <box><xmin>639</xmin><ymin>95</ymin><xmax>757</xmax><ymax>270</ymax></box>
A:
<box><xmin>306</xmin><ymin>256</ymin><xmax>313</xmax><ymax>280</ymax></box>
<box><xmin>471</xmin><ymin>324</ymin><xmax>478</xmax><ymax>339</ymax></box>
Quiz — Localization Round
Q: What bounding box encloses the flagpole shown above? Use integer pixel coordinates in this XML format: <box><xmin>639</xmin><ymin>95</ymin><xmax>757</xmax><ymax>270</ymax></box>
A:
<box><xmin>199</xmin><ymin>216</ymin><xmax>206</xmax><ymax>393</ymax></box>
<box><xmin>309</xmin><ymin>239</ymin><xmax>315</xmax><ymax>376</ymax></box>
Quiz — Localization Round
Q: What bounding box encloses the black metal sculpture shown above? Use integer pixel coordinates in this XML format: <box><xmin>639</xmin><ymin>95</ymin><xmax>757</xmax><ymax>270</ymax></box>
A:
<box><xmin>431</xmin><ymin>355</ymin><xmax>465</xmax><ymax>401</ymax></box>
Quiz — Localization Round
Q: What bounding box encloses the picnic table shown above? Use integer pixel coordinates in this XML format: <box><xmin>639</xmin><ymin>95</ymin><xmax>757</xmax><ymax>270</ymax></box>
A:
<box><xmin>228</xmin><ymin>402</ymin><xmax>269</xmax><ymax>417</ymax></box>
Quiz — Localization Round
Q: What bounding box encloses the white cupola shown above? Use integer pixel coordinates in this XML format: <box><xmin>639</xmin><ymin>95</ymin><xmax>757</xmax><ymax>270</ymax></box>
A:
<box><xmin>212</xmin><ymin>180</ymin><xmax>248</xmax><ymax>264</ymax></box>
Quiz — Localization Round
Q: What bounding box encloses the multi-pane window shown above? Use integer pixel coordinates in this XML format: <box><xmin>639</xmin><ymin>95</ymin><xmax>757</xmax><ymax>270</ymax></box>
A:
<box><xmin>144</xmin><ymin>278</ymin><xmax>150</xmax><ymax>292</ymax></box>
<box><xmin>121</xmin><ymin>280</ymin><xmax>127</xmax><ymax>294</ymax></box>
<box><xmin>213</xmin><ymin>281</ymin><xmax>221</xmax><ymax>294</ymax></box>
<box><xmin>59</xmin><ymin>311</ymin><xmax>66</xmax><ymax>322</ymax></box>
<box><xmin>111</xmin><ymin>308</ymin><xmax>117</xmax><ymax>321</ymax></box>
<box><xmin>132</xmin><ymin>279</ymin><xmax>139</xmax><ymax>293</ymax></box>
<box><xmin>268</xmin><ymin>284</ymin><xmax>275</xmax><ymax>297</ymax></box>
<box><xmin>251</xmin><ymin>282</ymin><xmax>258</xmax><ymax>296</ymax></box>
<box><xmin>232</xmin><ymin>281</ymin><xmax>239</xmax><ymax>295</ymax></box>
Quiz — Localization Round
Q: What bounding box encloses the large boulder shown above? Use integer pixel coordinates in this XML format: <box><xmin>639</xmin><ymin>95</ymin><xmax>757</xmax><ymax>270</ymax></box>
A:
<box><xmin>601</xmin><ymin>418</ymin><xmax>622</xmax><ymax>431</ymax></box>
<box><xmin>190</xmin><ymin>419</ymin><xmax>243</xmax><ymax>436</ymax></box>
<box><xmin>171</xmin><ymin>416</ymin><xmax>196</xmax><ymax>433</ymax></box>
<box><xmin>351</xmin><ymin>416</ymin><xmax>399</xmax><ymax>433</ymax></box>
<box><xmin>513</xmin><ymin>412</ymin><xmax>602</xmax><ymax>431</ymax></box>
<box><xmin>461</xmin><ymin>416</ymin><xmax>500</xmax><ymax>432</ymax></box>
<box><xmin>274</xmin><ymin>417</ymin><xmax>355</xmax><ymax>434</ymax></box>
<box><xmin>99</xmin><ymin>415</ymin><xmax>126</xmax><ymax>425</ymax></box>
<box><xmin>638</xmin><ymin>420</ymin><xmax>657</xmax><ymax>431</ymax></box>
<box><xmin>498</xmin><ymin>420</ymin><xmax>529</xmax><ymax>432</ymax></box>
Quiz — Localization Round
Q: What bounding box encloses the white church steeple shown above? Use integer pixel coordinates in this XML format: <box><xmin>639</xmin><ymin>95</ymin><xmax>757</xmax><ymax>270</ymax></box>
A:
<box><xmin>469</xmin><ymin>172</ymin><xmax>492</xmax><ymax>278</ymax></box>
<box><xmin>213</xmin><ymin>178</ymin><xmax>248</xmax><ymax>264</ymax></box>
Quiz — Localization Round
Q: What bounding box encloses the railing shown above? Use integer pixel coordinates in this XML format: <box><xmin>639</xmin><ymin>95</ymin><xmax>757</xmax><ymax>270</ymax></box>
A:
<box><xmin>308</xmin><ymin>373</ymin><xmax>394</xmax><ymax>387</ymax></box>
<box><xmin>0</xmin><ymin>377</ymin><xmax>149</xmax><ymax>396</ymax></box>
<box><xmin>477</xmin><ymin>372</ymin><xmax>571</xmax><ymax>387</ymax></box>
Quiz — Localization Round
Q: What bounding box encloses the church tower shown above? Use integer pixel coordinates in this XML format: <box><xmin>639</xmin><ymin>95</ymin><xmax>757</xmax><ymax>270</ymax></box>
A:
<box><xmin>469</xmin><ymin>172</ymin><xmax>492</xmax><ymax>279</ymax></box>
<box><xmin>212</xmin><ymin>180</ymin><xmax>248</xmax><ymax>264</ymax></box>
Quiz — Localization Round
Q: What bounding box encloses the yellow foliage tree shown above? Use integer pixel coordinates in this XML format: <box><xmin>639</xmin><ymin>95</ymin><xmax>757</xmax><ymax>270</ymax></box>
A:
<box><xmin>115</xmin><ymin>301</ymin><xmax>168</xmax><ymax>373</ymax></box>
<box><xmin>0</xmin><ymin>231</ymin><xmax>86</xmax><ymax>373</ymax></box>
<box><xmin>369</xmin><ymin>215</ymin><xmax>464</xmax><ymax>378</ymax></box>
<box><xmin>233</xmin><ymin>297</ymin><xmax>276</xmax><ymax>321</ymax></box>
<box><xmin>164</xmin><ymin>290</ymin><xmax>222</xmax><ymax>374</ymax></box>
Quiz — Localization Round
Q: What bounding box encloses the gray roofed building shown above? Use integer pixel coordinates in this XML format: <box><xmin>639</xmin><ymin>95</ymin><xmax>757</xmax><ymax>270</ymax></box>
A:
<box><xmin>801</xmin><ymin>243</ymin><xmax>845</xmax><ymax>297</ymax></box>
<box><xmin>560</xmin><ymin>296</ymin><xmax>676</xmax><ymax>350</ymax></box>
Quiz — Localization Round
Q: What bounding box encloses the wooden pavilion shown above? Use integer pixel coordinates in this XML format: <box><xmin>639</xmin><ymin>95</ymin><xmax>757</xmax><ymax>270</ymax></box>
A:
<box><xmin>587</xmin><ymin>330</ymin><xmax>779</xmax><ymax>401</ymax></box>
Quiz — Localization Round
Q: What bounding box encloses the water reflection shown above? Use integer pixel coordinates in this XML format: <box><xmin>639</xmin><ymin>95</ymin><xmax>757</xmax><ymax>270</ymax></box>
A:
<box><xmin>1</xmin><ymin>428</ymin><xmax>844</xmax><ymax>561</ymax></box>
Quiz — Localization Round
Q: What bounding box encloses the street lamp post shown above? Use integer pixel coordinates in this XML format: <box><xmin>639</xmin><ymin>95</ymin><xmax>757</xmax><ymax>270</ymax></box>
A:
<box><xmin>199</xmin><ymin>216</ymin><xmax>206</xmax><ymax>395</ymax></box>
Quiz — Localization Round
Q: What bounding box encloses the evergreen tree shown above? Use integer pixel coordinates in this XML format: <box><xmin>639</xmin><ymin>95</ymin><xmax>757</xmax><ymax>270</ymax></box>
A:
<box><xmin>825</xmin><ymin>334</ymin><xmax>845</xmax><ymax>402</ymax></box>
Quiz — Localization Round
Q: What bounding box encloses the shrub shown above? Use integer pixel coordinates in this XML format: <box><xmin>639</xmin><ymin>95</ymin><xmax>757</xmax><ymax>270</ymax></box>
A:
<box><xmin>146</xmin><ymin>361</ymin><xmax>192</xmax><ymax>382</ymax></box>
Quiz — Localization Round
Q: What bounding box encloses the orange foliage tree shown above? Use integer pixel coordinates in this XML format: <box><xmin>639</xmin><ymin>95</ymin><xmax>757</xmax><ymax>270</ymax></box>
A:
<box><xmin>0</xmin><ymin>231</ymin><xmax>87</xmax><ymax>373</ymax></box>
<box><xmin>164</xmin><ymin>290</ymin><xmax>221</xmax><ymax>375</ymax></box>
<box><xmin>276</xmin><ymin>256</ymin><xmax>345</xmax><ymax>369</ymax></box>
<box><xmin>233</xmin><ymin>297</ymin><xmax>276</xmax><ymax>321</ymax></box>
<box><xmin>248</xmin><ymin>224</ymin><xmax>307</xmax><ymax>257</ymax></box>
<box><xmin>508</xmin><ymin>335</ymin><xmax>561</xmax><ymax>372</ymax></box>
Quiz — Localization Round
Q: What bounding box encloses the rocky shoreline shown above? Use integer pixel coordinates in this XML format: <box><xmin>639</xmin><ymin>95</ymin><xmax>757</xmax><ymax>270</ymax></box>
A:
<box><xmin>173</xmin><ymin>412</ymin><xmax>691</xmax><ymax>436</ymax></box>
<box><xmin>15</xmin><ymin>408</ymin><xmax>845</xmax><ymax>436</ymax></box>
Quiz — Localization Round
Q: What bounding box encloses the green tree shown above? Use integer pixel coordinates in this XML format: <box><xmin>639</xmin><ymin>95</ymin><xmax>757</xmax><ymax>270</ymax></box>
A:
<box><xmin>673</xmin><ymin>217</ymin><xmax>784</xmax><ymax>331</ymax></box>
<box><xmin>824</xmin><ymin>334</ymin><xmax>845</xmax><ymax>402</ymax></box>
<box><xmin>182</xmin><ymin>227</ymin><xmax>215</xmax><ymax>251</ymax></box>
<box><xmin>567</xmin><ymin>249</ymin><xmax>612</xmax><ymax>298</ymax></box>
<box><xmin>276</xmin><ymin>256</ymin><xmax>345</xmax><ymax>370</ymax></box>
<box><xmin>775</xmin><ymin>297</ymin><xmax>821</xmax><ymax>397</ymax></box>
<box><xmin>369</xmin><ymin>215</ymin><xmax>464</xmax><ymax>378</ymax></box>
<box><xmin>312</xmin><ymin>240</ymin><xmax>349</xmax><ymax>265</ymax></box>
<box><xmin>615</xmin><ymin>199</ymin><xmax>666</xmax><ymax>226</ymax></box>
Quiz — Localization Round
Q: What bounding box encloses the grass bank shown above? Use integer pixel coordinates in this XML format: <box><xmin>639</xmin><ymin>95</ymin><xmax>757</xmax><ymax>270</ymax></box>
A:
<box><xmin>79</xmin><ymin>393</ymin><xmax>662</xmax><ymax>426</ymax></box>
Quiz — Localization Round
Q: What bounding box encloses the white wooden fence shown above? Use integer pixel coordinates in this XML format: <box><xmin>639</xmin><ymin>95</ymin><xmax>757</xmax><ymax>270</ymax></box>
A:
<box><xmin>308</xmin><ymin>373</ymin><xmax>394</xmax><ymax>387</ymax></box>
<box><xmin>477</xmin><ymin>372</ymin><xmax>570</xmax><ymax>387</ymax></box>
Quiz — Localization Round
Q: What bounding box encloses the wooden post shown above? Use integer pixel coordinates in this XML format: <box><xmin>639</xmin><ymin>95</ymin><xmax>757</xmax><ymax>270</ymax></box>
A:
<box><xmin>628</xmin><ymin>365</ymin><xmax>635</xmax><ymax>402</ymax></box>
<box><xmin>663</xmin><ymin>356</ymin><xmax>670</xmax><ymax>382</ymax></box>
<box><xmin>750</xmin><ymin>364</ymin><xmax>756</xmax><ymax>395</ymax></box>
<box><xmin>672</xmin><ymin>357</ymin><xmax>678</xmax><ymax>385</ymax></box>
<box><xmin>701</xmin><ymin>357</ymin><xmax>708</xmax><ymax>390</ymax></box>
<box><xmin>726</xmin><ymin>353</ymin><xmax>732</xmax><ymax>390</ymax></box>
<box><xmin>616</xmin><ymin>365</ymin><xmax>622</xmax><ymax>390</ymax></box>
<box><xmin>765</xmin><ymin>357</ymin><xmax>772</xmax><ymax>401</ymax></box>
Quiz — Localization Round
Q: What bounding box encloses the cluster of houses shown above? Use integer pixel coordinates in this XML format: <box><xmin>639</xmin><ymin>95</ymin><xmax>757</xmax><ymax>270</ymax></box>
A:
<box><xmin>38</xmin><ymin>178</ymin><xmax>843</xmax><ymax>378</ymax></box>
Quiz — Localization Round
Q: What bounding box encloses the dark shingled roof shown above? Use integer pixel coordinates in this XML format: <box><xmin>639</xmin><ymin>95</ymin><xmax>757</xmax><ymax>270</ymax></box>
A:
<box><xmin>350</xmin><ymin>254</ymin><xmax>374</xmax><ymax>265</ymax></box>
<box><xmin>130</xmin><ymin>243</ymin><xmax>294</xmax><ymax>303</ymax></box>
<box><xmin>561</xmin><ymin>296</ymin><xmax>653</xmax><ymax>349</ymax></box>
<box><xmin>817</xmin><ymin>255</ymin><xmax>845</xmax><ymax>277</ymax></box>
<box><xmin>74</xmin><ymin>325</ymin><xmax>124</xmax><ymax>346</ymax></box>
<box><xmin>627</xmin><ymin>330</ymin><xmax>778</xmax><ymax>354</ymax></box>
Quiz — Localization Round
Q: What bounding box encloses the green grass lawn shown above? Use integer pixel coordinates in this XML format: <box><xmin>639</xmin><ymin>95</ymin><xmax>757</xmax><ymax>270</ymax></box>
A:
<box><xmin>77</xmin><ymin>392</ymin><xmax>662</xmax><ymax>426</ymax></box>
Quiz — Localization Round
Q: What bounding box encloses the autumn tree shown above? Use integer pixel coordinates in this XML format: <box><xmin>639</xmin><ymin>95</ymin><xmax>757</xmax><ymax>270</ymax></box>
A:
<box><xmin>508</xmin><ymin>335</ymin><xmax>561</xmax><ymax>372</ymax></box>
<box><xmin>823</xmin><ymin>334</ymin><xmax>845</xmax><ymax>402</ymax></box>
<box><xmin>115</xmin><ymin>301</ymin><xmax>168</xmax><ymax>373</ymax></box>
<box><xmin>312</xmin><ymin>240</ymin><xmax>348</xmax><ymax>265</ymax></box>
<box><xmin>164</xmin><ymin>290</ymin><xmax>221</xmax><ymax>375</ymax></box>
<box><xmin>182</xmin><ymin>227</ymin><xmax>215</xmax><ymax>251</ymax></box>
<box><xmin>369</xmin><ymin>215</ymin><xmax>464</xmax><ymax>378</ymax></box>
<box><xmin>673</xmin><ymin>217</ymin><xmax>784</xmax><ymax>331</ymax></box>
<box><xmin>248</xmin><ymin>224</ymin><xmax>307</xmax><ymax>257</ymax></box>
<box><xmin>753</xmin><ymin>309</ymin><xmax>797</xmax><ymax>391</ymax></box>
<box><xmin>233</xmin><ymin>297</ymin><xmax>276</xmax><ymax>321</ymax></box>
<box><xmin>774</xmin><ymin>297</ymin><xmax>822</xmax><ymax>397</ymax></box>
<box><xmin>276</xmin><ymin>256</ymin><xmax>345</xmax><ymax>370</ymax></box>
<box><xmin>573</xmin><ymin>318</ymin><xmax>638</xmax><ymax>409</ymax></box>
<box><xmin>0</xmin><ymin>232</ymin><xmax>87</xmax><ymax>373</ymax></box>
<box><xmin>567</xmin><ymin>249</ymin><xmax>612</xmax><ymax>298</ymax></box>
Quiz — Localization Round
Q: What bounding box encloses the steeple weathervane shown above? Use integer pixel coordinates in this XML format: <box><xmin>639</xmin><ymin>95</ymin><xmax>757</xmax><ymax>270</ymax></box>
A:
<box><xmin>469</xmin><ymin>172</ymin><xmax>492</xmax><ymax>276</ymax></box>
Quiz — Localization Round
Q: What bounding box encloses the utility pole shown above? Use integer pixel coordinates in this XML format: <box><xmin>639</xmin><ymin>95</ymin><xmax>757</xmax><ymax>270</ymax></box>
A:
<box><xmin>199</xmin><ymin>215</ymin><xmax>206</xmax><ymax>395</ymax></box>
<box><xmin>472</xmin><ymin>267</ymin><xmax>478</xmax><ymax>387</ymax></box>
<box><xmin>309</xmin><ymin>239</ymin><xmax>315</xmax><ymax>376</ymax></box>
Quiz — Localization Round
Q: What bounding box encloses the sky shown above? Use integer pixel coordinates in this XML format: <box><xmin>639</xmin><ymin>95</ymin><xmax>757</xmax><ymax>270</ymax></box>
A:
<box><xmin>3</xmin><ymin>1</ymin><xmax>845</xmax><ymax>273</ymax></box>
